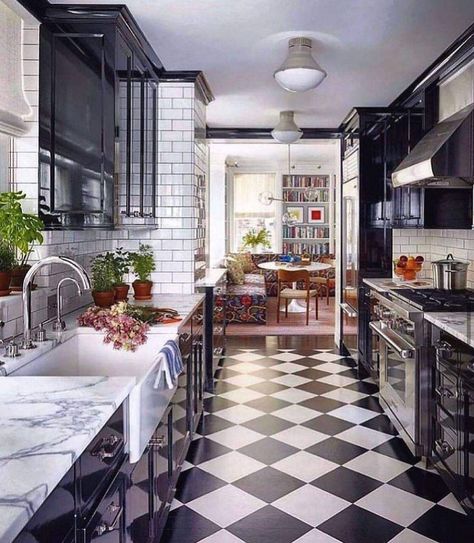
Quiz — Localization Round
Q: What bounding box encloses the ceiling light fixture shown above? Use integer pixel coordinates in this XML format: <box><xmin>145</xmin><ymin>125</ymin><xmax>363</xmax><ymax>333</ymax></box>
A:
<box><xmin>274</xmin><ymin>37</ymin><xmax>327</xmax><ymax>93</ymax></box>
<box><xmin>271</xmin><ymin>111</ymin><xmax>303</xmax><ymax>144</ymax></box>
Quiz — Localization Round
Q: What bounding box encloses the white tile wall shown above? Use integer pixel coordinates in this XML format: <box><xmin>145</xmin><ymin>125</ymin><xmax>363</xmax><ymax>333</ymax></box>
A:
<box><xmin>393</xmin><ymin>228</ymin><xmax>474</xmax><ymax>287</ymax></box>
<box><xmin>1</xmin><ymin>29</ymin><xmax>208</xmax><ymax>337</ymax></box>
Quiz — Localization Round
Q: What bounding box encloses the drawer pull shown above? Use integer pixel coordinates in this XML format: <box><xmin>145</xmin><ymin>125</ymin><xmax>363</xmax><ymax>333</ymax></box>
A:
<box><xmin>214</xmin><ymin>326</ymin><xmax>223</xmax><ymax>334</ymax></box>
<box><xmin>96</xmin><ymin>502</ymin><xmax>123</xmax><ymax>536</ymax></box>
<box><xmin>434</xmin><ymin>340</ymin><xmax>453</xmax><ymax>358</ymax></box>
<box><xmin>435</xmin><ymin>386</ymin><xmax>458</xmax><ymax>399</ymax></box>
<box><xmin>91</xmin><ymin>435</ymin><xmax>122</xmax><ymax>462</ymax></box>
<box><xmin>213</xmin><ymin>347</ymin><xmax>223</xmax><ymax>356</ymax></box>
<box><xmin>435</xmin><ymin>439</ymin><xmax>454</xmax><ymax>457</ymax></box>
<box><xmin>180</xmin><ymin>332</ymin><xmax>191</xmax><ymax>342</ymax></box>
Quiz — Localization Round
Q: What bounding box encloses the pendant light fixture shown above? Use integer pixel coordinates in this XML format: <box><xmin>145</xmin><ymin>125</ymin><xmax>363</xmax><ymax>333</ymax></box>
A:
<box><xmin>274</xmin><ymin>37</ymin><xmax>327</xmax><ymax>93</ymax></box>
<box><xmin>271</xmin><ymin>111</ymin><xmax>302</xmax><ymax>144</ymax></box>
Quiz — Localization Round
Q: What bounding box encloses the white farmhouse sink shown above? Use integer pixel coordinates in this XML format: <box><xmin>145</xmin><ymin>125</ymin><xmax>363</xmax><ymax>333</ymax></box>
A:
<box><xmin>11</xmin><ymin>331</ymin><xmax>179</xmax><ymax>462</ymax></box>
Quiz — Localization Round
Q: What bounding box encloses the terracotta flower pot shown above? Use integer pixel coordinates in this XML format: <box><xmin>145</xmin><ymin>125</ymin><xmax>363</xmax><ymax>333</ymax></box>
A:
<box><xmin>133</xmin><ymin>280</ymin><xmax>153</xmax><ymax>301</ymax></box>
<box><xmin>10</xmin><ymin>265</ymin><xmax>32</xmax><ymax>292</ymax></box>
<box><xmin>92</xmin><ymin>290</ymin><xmax>115</xmax><ymax>308</ymax></box>
<box><xmin>0</xmin><ymin>271</ymin><xmax>12</xmax><ymax>297</ymax></box>
<box><xmin>114</xmin><ymin>284</ymin><xmax>130</xmax><ymax>302</ymax></box>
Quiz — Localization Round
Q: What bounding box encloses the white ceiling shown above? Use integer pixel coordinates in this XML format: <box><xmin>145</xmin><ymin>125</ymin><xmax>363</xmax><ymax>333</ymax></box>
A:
<box><xmin>210</xmin><ymin>140</ymin><xmax>338</xmax><ymax>167</ymax></box>
<box><xmin>51</xmin><ymin>0</ymin><xmax>474</xmax><ymax>128</ymax></box>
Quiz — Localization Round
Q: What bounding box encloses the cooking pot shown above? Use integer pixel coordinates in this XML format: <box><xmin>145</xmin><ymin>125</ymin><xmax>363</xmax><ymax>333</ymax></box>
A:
<box><xmin>431</xmin><ymin>253</ymin><xmax>469</xmax><ymax>290</ymax></box>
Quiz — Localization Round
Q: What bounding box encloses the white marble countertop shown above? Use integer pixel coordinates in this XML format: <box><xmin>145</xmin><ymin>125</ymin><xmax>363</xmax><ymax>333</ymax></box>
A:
<box><xmin>128</xmin><ymin>293</ymin><xmax>205</xmax><ymax>334</ymax></box>
<box><xmin>195</xmin><ymin>268</ymin><xmax>227</xmax><ymax>288</ymax></box>
<box><xmin>425</xmin><ymin>312</ymin><xmax>474</xmax><ymax>349</ymax></box>
<box><xmin>363</xmin><ymin>277</ymin><xmax>432</xmax><ymax>293</ymax></box>
<box><xmin>0</xmin><ymin>376</ymin><xmax>134</xmax><ymax>543</ymax></box>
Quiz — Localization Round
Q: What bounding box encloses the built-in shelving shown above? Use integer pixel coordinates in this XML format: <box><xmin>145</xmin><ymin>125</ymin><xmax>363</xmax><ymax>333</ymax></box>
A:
<box><xmin>282</xmin><ymin>174</ymin><xmax>334</xmax><ymax>256</ymax></box>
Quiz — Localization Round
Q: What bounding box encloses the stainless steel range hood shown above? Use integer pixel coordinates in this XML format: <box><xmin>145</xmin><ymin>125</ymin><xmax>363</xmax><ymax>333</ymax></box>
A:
<box><xmin>392</xmin><ymin>103</ymin><xmax>474</xmax><ymax>187</ymax></box>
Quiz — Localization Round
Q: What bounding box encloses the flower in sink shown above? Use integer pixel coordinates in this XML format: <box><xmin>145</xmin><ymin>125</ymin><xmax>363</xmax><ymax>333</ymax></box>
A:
<box><xmin>78</xmin><ymin>306</ymin><xmax>149</xmax><ymax>351</ymax></box>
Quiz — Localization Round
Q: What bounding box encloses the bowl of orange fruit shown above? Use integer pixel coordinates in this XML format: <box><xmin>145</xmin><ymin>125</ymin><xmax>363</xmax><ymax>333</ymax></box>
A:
<box><xmin>393</xmin><ymin>255</ymin><xmax>424</xmax><ymax>281</ymax></box>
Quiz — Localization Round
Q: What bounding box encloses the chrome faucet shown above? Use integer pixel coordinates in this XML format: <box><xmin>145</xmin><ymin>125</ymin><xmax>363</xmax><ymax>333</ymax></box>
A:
<box><xmin>22</xmin><ymin>256</ymin><xmax>91</xmax><ymax>349</ymax></box>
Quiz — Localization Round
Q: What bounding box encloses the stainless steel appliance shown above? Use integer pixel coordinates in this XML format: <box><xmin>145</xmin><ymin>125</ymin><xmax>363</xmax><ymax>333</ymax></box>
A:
<box><xmin>431</xmin><ymin>253</ymin><xmax>469</xmax><ymax>290</ymax></box>
<box><xmin>341</xmin><ymin>147</ymin><xmax>359</xmax><ymax>358</ymax></box>
<box><xmin>369</xmin><ymin>286</ymin><xmax>474</xmax><ymax>457</ymax></box>
<box><xmin>430</xmin><ymin>330</ymin><xmax>474</xmax><ymax>514</ymax></box>
<box><xmin>369</xmin><ymin>290</ymin><xmax>427</xmax><ymax>456</ymax></box>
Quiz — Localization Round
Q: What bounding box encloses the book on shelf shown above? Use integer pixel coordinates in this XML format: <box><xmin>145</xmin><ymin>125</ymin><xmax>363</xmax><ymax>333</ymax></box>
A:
<box><xmin>283</xmin><ymin>241</ymin><xmax>330</xmax><ymax>256</ymax></box>
<box><xmin>283</xmin><ymin>190</ymin><xmax>330</xmax><ymax>203</ymax></box>
<box><xmin>282</xmin><ymin>226</ymin><xmax>330</xmax><ymax>239</ymax></box>
<box><xmin>282</xmin><ymin>175</ymin><xmax>330</xmax><ymax>188</ymax></box>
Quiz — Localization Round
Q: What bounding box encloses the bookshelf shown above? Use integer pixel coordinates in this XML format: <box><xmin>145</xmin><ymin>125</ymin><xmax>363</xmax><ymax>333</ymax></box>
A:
<box><xmin>282</xmin><ymin>174</ymin><xmax>334</xmax><ymax>256</ymax></box>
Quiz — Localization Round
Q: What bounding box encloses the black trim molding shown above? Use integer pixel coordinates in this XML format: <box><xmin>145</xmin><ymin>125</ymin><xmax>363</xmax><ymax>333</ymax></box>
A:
<box><xmin>206</xmin><ymin>127</ymin><xmax>341</xmax><ymax>140</ymax></box>
<box><xmin>160</xmin><ymin>70</ymin><xmax>215</xmax><ymax>105</ymax></box>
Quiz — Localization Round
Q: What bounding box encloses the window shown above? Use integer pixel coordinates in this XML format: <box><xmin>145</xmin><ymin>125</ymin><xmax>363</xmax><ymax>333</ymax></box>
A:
<box><xmin>231</xmin><ymin>172</ymin><xmax>276</xmax><ymax>252</ymax></box>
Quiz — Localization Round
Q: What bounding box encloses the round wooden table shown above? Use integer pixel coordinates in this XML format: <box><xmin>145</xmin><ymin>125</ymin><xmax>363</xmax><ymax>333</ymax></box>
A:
<box><xmin>258</xmin><ymin>261</ymin><xmax>332</xmax><ymax>313</ymax></box>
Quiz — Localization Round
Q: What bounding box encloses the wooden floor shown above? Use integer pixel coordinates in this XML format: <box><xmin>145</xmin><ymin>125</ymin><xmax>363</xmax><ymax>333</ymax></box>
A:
<box><xmin>226</xmin><ymin>296</ymin><xmax>336</xmax><ymax>336</ymax></box>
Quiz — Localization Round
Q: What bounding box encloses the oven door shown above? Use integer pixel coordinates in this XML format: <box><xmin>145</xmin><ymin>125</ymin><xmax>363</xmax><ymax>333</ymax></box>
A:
<box><xmin>370</xmin><ymin>321</ymin><xmax>417</xmax><ymax>450</ymax></box>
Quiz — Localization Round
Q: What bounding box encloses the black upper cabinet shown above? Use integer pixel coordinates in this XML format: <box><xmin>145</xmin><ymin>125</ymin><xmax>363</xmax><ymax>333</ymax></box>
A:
<box><xmin>39</xmin><ymin>6</ymin><xmax>160</xmax><ymax>229</ymax></box>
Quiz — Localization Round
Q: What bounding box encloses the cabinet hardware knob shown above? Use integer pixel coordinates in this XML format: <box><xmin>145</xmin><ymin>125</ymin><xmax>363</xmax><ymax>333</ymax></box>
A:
<box><xmin>435</xmin><ymin>386</ymin><xmax>457</xmax><ymax>399</ymax></box>
<box><xmin>91</xmin><ymin>434</ymin><xmax>122</xmax><ymax>462</ymax></box>
<box><xmin>435</xmin><ymin>439</ymin><xmax>454</xmax><ymax>457</ymax></box>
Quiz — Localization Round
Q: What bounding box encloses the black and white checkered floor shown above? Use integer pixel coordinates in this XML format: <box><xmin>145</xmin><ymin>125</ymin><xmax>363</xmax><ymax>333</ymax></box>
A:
<box><xmin>161</xmin><ymin>341</ymin><xmax>474</xmax><ymax>543</ymax></box>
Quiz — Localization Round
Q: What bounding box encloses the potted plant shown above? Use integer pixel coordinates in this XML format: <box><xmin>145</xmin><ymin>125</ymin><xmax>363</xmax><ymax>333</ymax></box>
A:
<box><xmin>90</xmin><ymin>254</ymin><xmax>116</xmax><ymax>307</ymax></box>
<box><xmin>0</xmin><ymin>242</ymin><xmax>16</xmax><ymax>296</ymax></box>
<box><xmin>129</xmin><ymin>244</ymin><xmax>155</xmax><ymax>300</ymax></box>
<box><xmin>111</xmin><ymin>248</ymin><xmax>130</xmax><ymax>301</ymax></box>
<box><xmin>241</xmin><ymin>227</ymin><xmax>271</xmax><ymax>253</ymax></box>
<box><xmin>0</xmin><ymin>191</ymin><xmax>44</xmax><ymax>291</ymax></box>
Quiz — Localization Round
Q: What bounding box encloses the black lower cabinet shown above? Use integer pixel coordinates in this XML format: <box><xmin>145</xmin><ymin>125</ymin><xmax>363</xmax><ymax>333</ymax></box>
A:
<box><xmin>13</xmin><ymin>463</ymin><xmax>76</xmax><ymax>543</ymax></box>
<box><xmin>14</xmin><ymin>304</ymin><xmax>205</xmax><ymax>543</ymax></box>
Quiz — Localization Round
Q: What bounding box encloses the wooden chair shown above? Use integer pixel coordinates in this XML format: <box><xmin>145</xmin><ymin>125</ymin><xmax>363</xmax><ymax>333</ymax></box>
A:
<box><xmin>310</xmin><ymin>257</ymin><xmax>336</xmax><ymax>305</ymax></box>
<box><xmin>277</xmin><ymin>269</ymin><xmax>319</xmax><ymax>326</ymax></box>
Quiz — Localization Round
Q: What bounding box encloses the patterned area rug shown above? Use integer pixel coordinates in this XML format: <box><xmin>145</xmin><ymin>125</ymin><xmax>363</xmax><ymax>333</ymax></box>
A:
<box><xmin>161</xmin><ymin>338</ymin><xmax>473</xmax><ymax>543</ymax></box>
<box><xmin>226</xmin><ymin>297</ymin><xmax>336</xmax><ymax>336</ymax></box>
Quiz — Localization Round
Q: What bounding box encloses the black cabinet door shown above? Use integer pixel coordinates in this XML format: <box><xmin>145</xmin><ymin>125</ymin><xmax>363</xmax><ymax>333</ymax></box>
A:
<box><xmin>126</xmin><ymin>446</ymin><xmax>153</xmax><ymax>543</ymax></box>
<box><xmin>39</xmin><ymin>25</ymin><xmax>115</xmax><ymax>229</ymax></box>
<box><xmin>151</xmin><ymin>408</ymin><xmax>172</xmax><ymax>520</ymax></box>
<box><xmin>13</xmin><ymin>464</ymin><xmax>76</xmax><ymax>543</ymax></box>
<box><xmin>116</xmin><ymin>35</ymin><xmax>157</xmax><ymax>223</ymax></box>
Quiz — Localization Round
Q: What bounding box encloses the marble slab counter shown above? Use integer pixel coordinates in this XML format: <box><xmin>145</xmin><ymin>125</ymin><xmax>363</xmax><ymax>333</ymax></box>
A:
<box><xmin>363</xmin><ymin>277</ymin><xmax>432</xmax><ymax>293</ymax></box>
<box><xmin>0</xmin><ymin>376</ymin><xmax>134</xmax><ymax>543</ymax></box>
<box><xmin>425</xmin><ymin>312</ymin><xmax>474</xmax><ymax>349</ymax></box>
<box><xmin>128</xmin><ymin>293</ymin><xmax>205</xmax><ymax>334</ymax></box>
<box><xmin>195</xmin><ymin>268</ymin><xmax>227</xmax><ymax>288</ymax></box>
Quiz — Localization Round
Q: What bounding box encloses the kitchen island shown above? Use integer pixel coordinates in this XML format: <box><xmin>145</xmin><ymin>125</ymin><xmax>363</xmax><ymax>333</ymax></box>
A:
<box><xmin>0</xmin><ymin>293</ymin><xmax>206</xmax><ymax>543</ymax></box>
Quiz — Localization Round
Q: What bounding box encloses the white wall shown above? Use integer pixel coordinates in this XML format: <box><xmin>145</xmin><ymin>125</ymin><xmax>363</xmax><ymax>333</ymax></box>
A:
<box><xmin>393</xmin><ymin>228</ymin><xmax>474</xmax><ymax>288</ymax></box>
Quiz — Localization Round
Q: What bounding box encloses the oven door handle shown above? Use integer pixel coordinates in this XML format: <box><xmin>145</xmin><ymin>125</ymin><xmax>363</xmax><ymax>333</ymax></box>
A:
<box><xmin>340</xmin><ymin>303</ymin><xmax>357</xmax><ymax>318</ymax></box>
<box><xmin>369</xmin><ymin>321</ymin><xmax>415</xmax><ymax>359</ymax></box>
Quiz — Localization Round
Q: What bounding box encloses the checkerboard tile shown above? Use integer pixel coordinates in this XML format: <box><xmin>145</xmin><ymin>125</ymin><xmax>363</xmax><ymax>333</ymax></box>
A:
<box><xmin>163</xmin><ymin>342</ymin><xmax>473</xmax><ymax>543</ymax></box>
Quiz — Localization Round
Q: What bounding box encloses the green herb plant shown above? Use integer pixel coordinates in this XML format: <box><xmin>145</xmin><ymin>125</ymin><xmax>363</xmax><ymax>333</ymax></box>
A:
<box><xmin>0</xmin><ymin>191</ymin><xmax>44</xmax><ymax>267</ymax></box>
<box><xmin>0</xmin><ymin>242</ymin><xmax>16</xmax><ymax>273</ymax></box>
<box><xmin>241</xmin><ymin>227</ymin><xmax>271</xmax><ymax>251</ymax></box>
<box><xmin>129</xmin><ymin>244</ymin><xmax>155</xmax><ymax>282</ymax></box>
<box><xmin>104</xmin><ymin>248</ymin><xmax>130</xmax><ymax>286</ymax></box>
<box><xmin>91</xmin><ymin>254</ymin><xmax>116</xmax><ymax>293</ymax></box>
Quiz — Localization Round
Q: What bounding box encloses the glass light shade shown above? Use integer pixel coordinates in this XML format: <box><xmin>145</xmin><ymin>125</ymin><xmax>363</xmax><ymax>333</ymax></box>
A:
<box><xmin>274</xmin><ymin>37</ymin><xmax>327</xmax><ymax>93</ymax></box>
<box><xmin>282</xmin><ymin>212</ymin><xmax>297</xmax><ymax>227</ymax></box>
<box><xmin>304</xmin><ymin>187</ymin><xmax>319</xmax><ymax>202</ymax></box>
<box><xmin>271</xmin><ymin>111</ymin><xmax>303</xmax><ymax>144</ymax></box>
<box><xmin>258</xmin><ymin>191</ymin><xmax>274</xmax><ymax>206</ymax></box>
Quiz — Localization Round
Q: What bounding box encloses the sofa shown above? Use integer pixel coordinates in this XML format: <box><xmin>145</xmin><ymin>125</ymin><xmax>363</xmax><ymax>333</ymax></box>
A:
<box><xmin>217</xmin><ymin>253</ymin><xmax>335</xmax><ymax>325</ymax></box>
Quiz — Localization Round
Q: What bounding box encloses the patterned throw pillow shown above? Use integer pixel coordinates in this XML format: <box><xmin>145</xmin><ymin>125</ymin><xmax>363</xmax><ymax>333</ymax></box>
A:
<box><xmin>230</xmin><ymin>252</ymin><xmax>254</xmax><ymax>273</ymax></box>
<box><xmin>225</xmin><ymin>257</ymin><xmax>245</xmax><ymax>285</ymax></box>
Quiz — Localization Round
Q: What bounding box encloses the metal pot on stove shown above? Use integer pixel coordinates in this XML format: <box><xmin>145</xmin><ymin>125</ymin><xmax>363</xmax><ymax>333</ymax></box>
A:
<box><xmin>431</xmin><ymin>253</ymin><xmax>469</xmax><ymax>290</ymax></box>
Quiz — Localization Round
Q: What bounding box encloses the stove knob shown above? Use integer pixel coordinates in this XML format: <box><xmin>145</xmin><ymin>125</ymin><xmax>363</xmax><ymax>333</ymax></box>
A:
<box><xmin>381</xmin><ymin>309</ymin><xmax>392</xmax><ymax>320</ymax></box>
<box><xmin>402</xmin><ymin>322</ymin><xmax>415</xmax><ymax>334</ymax></box>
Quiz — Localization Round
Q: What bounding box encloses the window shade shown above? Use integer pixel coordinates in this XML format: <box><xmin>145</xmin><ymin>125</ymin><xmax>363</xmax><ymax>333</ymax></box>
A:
<box><xmin>0</xmin><ymin>1</ymin><xmax>33</xmax><ymax>136</ymax></box>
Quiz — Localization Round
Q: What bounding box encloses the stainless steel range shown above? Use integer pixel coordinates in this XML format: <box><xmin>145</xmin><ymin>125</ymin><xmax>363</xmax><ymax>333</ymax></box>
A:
<box><xmin>370</xmin><ymin>290</ymin><xmax>426</xmax><ymax>456</ymax></box>
<box><xmin>369</xmin><ymin>287</ymin><xmax>474</xmax><ymax>457</ymax></box>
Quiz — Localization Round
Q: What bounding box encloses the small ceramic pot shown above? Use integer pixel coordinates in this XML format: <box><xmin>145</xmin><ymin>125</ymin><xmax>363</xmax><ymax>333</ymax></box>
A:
<box><xmin>10</xmin><ymin>265</ymin><xmax>30</xmax><ymax>291</ymax></box>
<box><xmin>133</xmin><ymin>280</ymin><xmax>153</xmax><ymax>301</ymax></box>
<box><xmin>114</xmin><ymin>284</ymin><xmax>130</xmax><ymax>301</ymax></box>
<box><xmin>92</xmin><ymin>290</ymin><xmax>115</xmax><ymax>308</ymax></box>
<box><xmin>0</xmin><ymin>271</ymin><xmax>12</xmax><ymax>297</ymax></box>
